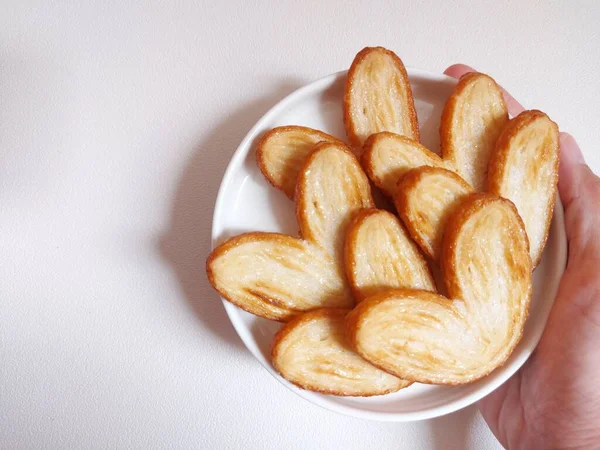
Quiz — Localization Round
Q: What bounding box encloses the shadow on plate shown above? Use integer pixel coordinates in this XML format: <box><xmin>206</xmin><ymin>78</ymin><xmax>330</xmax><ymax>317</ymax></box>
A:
<box><xmin>240</xmin><ymin>133</ymin><xmax>298</xmax><ymax>234</ymax></box>
<box><xmin>411</xmin><ymin>76</ymin><xmax>454</xmax><ymax>155</ymax></box>
<box><xmin>159</xmin><ymin>80</ymin><xmax>303</xmax><ymax>351</ymax></box>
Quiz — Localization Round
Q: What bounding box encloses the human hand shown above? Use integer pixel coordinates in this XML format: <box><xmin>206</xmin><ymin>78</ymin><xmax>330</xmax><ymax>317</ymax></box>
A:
<box><xmin>444</xmin><ymin>64</ymin><xmax>600</xmax><ymax>449</ymax></box>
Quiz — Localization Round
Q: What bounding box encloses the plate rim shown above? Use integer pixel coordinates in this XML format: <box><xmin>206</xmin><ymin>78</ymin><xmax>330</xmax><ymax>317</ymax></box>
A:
<box><xmin>210</xmin><ymin>68</ymin><xmax>567</xmax><ymax>422</ymax></box>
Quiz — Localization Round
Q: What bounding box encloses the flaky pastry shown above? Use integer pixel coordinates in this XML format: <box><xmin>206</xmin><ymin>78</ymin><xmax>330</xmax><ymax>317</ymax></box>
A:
<box><xmin>440</xmin><ymin>72</ymin><xmax>509</xmax><ymax>191</ymax></box>
<box><xmin>344</xmin><ymin>47</ymin><xmax>419</xmax><ymax>149</ymax></box>
<box><xmin>361</xmin><ymin>132</ymin><xmax>447</xmax><ymax>198</ymax></box>
<box><xmin>207</xmin><ymin>142</ymin><xmax>373</xmax><ymax>321</ymax></box>
<box><xmin>344</xmin><ymin>208</ymin><xmax>435</xmax><ymax>302</ymax></box>
<box><xmin>256</xmin><ymin>126</ymin><xmax>344</xmax><ymax>199</ymax></box>
<box><xmin>272</xmin><ymin>308</ymin><xmax>409</xmax><ymax>396</ymax></box>
<box><xmin>346</xmin><ymin>194</ymin><xmax>532</xmax><ymax>385</ymax></box>
<box><xmin>488</xmin><ymin>110</ymin><xmax>559</xmax><ymax>267</ymax></box>
<box><xmin>395</xmin><ymin>166</ymin><xmax>473</xmax><ymax>262</ymax></box>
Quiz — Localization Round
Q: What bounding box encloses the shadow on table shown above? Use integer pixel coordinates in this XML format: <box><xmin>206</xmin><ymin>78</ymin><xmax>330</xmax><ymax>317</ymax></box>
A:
<box><xmin>427</xmin><ymin>405</ymin><xmax>482</xmax><ymax>449</ymax></box>
<box><xmin>159</xmin><ymin>80</ymin><xmax>302</xmax><ymax>351</ymax></box>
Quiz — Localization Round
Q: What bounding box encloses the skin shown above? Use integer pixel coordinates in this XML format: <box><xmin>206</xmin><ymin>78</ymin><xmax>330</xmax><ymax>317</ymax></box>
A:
<box><xmin>445</xmin><ymin>64</ymin><xmax>600</xmax><ymax>449</ymax></box>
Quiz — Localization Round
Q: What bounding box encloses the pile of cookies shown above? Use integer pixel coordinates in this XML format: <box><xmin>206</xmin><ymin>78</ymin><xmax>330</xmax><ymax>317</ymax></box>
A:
<box><xmin>206</xmin><ymin>47</ymin><xmax>559</xmax><ymax>395</ymax></box>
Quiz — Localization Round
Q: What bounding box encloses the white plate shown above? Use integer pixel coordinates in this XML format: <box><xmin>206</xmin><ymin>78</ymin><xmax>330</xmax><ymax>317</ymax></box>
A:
<box><xmin>210</xmin><ymin>69</ymin><xmax>567</xmax><ymax>422</ymax></box>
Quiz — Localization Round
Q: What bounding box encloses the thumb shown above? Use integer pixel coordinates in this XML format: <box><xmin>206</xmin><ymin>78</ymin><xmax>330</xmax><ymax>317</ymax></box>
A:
<box><xmin>557</xmin><ymin>133</ymin><xmax>600</xmax><ymax>263</ymax></box>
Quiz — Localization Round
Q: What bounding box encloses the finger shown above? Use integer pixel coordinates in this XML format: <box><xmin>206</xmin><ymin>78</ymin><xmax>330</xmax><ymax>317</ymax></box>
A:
<box><xmin>499</xmin><ymin>90</ymin><xmax>525</xmax><ymax>117</ymax></box>
<box><xmin>443</xmin><ymin>63</ymin><xmax>475</xmax><ymax>79</ymax></box>
<box><xmin>443</xmin><ymin>63</ymin><xmax>525</xmax><ymax>117</ymax></box>
<box><xmin>557</xmin><ymin>132</ymin><xmax>587</xmax><ymax>209</ymax></box>
<box><xmin>556</xmin><ymin>132</ymin><xmax>600</xmax><ymax>261</ymax></box>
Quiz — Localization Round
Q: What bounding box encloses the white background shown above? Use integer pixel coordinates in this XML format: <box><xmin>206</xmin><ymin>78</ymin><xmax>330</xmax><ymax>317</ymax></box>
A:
<box><xmin>1</xmin><ymin>1</ymin><xmax>599</xmax><ymax>449</ymax></box>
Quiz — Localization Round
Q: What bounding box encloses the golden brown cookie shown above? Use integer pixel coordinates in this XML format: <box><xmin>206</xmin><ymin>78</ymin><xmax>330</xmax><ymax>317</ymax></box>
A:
<box><xmin>440</xmin><ymin>72</ymin><xmax>509</xmax><ymax>191</ymax></box>
<box><xmin>346</xmin><ymin>194</ymin><xmax>532</xmax><ymax>385</ymax></box>
<box><xmin>272</xmin><ymin>308</ymin><xmax>409</xmax><ymax>396</ymax></box>
<box><xmin>361</xmin><ymin>132</ymin><xmax>447</xmax><ymax>198</ymax></box>
<box><xmin>344</xmin><ymin>209</ymin><xmax>436</xmax><ymax>301</ymax></box>
<box><xmin>344</xmin><ymin>47</ymin><xmax>419</xmax><ymax>149</ymax></box>
<box><xmin>207</xmin><ymin>142</ymin><xmax>373</xmax><ymax>321</ymax></box>
<box><xmin>395</xmin><ymin>166</ymin><xmax>473</xmax><ymax>262</ymax></box>
<box><xmin>488</xmin><ymin>110</ymin><xmax>559</xmax><ymax>267</ymax></box>
<box><xmin>256</xmin><ymin>126</ymin><xmax>344</xmax><ymax>199</ymax></box>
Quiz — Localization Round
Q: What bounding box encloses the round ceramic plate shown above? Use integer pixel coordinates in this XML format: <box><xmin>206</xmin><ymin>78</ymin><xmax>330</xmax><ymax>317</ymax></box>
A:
<box><xmin>210</xmin><ymin>69</ymin><xmax>567</xmax><ymax>422</ymax></box>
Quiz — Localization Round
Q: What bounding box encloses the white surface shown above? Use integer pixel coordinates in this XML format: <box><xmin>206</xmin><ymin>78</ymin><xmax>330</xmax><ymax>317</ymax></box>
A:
<box><xmin>213</xmin><ymin>70</ymin><xmax>566</xmax><ymax>421</ymax></box>
<box><xmin>0</xmin><ymin>1</ymin><xmax>598</xmax><ymax>448</ymax></box>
